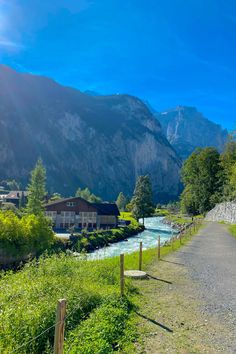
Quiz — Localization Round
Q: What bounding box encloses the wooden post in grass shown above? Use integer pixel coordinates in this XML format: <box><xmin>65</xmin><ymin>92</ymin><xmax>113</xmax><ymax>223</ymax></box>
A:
<box><xmin>158</xmin><ymin>235</ymin><xmax>161</xmax><ymax>260</ymax></box>
<box><xmin>171</xmin><ymin>233</ymin><xmax>174</xmax><ymax>250</ymax></box>
<box><xmin>179</xmin><ymin>232</ymin><xmax>182</xmax><ymax>245</ymax></box>
<box><xmin>120</xmin><ymin>254</ymin><xmax>125</xmax><ymax>296</ymax></box>
<box><xmin>139</xmin><ymin>241</ymin><xmax>143</xmax><ymax>270</ymax></box>
<box><xmin>54</xmin><ymin>299</ymin><xmax>66</xmax><ymax>354</ymax></box>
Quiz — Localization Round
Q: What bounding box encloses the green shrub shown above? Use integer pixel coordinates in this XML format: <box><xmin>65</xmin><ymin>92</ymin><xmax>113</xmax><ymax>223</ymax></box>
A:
<box><xmin>71</xmin><ymin>221</ymin><xmax>144</xmax><ymax>253</ymax></box>
<box><xmin>0</xmin><ymin>211</ymin><xmax>54</xmax><ymax>260</ymax></box>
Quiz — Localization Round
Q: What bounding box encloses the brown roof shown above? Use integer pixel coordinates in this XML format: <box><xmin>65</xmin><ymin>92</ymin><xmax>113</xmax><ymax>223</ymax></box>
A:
<box><xmin>44</xmin><ymin>196</ymin><xmax>88</xmax><ymax>207</ymax></box>
<box><xmin>91</xmin><ymin>202</ymin><xmax>120</xmax><ymax>216</ymax></box>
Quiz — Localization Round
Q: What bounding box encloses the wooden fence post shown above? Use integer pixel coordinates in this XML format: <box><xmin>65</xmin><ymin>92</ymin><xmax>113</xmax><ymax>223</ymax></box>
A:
<box><xmin>179</xmin><ymin>232</ymin><xmax>182</xmax><ymax>245</ymax></box>
<box><xmin>171</xmin><ymin>234</ymin><xmax>174</xmax><ymax>250</ymax></box>
<box><xmin>139</xmin><ymin>241</ymin><xmax>143</xmax><ymax>270</ymax></box>
<box><xmin>54</xmin><ymin>299</ymin><xmax>66</xmax><ymax>354</ymax></box>
<box><xmin>158</xmin><ymin>235</ymin><xmax>161</xmax><ymax>260</ymax></box>
<box><xmin>120</xmin><ymin>254</ymin><xmax>124</xmax><ymax>296</ymax></box>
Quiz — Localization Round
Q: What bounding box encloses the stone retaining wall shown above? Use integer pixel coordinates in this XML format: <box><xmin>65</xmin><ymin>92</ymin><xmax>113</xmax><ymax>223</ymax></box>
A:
<box><xmin>205</xmin><ymin>202</ymin><xmax>236</xmax><ymax>224</ymax></box>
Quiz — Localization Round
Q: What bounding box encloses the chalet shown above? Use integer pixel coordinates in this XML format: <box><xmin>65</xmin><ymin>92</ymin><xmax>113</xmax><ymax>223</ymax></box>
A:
<box><xmin>5</xmin><ymin>191</ymin><xmax>28</xmax><ymax>208</ymax></box>
<box><xmin>45</xmin><ymin>197</ymin><xmax>120</xmax><ymax>231</ymax></box>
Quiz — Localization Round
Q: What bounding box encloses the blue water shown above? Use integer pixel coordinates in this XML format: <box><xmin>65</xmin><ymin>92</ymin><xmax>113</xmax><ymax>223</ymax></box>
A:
<box><xmin>87</xmin><ymin>216</ymin><xmax>177</xmax><ymax>260</ymax></box>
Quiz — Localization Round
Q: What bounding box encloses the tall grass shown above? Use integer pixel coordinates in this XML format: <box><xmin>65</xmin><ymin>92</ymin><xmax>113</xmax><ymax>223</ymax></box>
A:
<box><xmin>0</xmin><ymin>222</ymin><xmax>200</xmax><ymax>353</ymax></box>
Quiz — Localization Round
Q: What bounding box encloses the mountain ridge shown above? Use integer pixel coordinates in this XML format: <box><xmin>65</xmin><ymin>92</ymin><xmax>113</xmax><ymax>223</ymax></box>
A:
<box><xmin>0</xmin><ymin>65</ymin><xmax>182</xmax><ymax>201</ymax></box>
<box><xmin>157</xmin><ymin>105</ymin><xmax>228</xmax><ymax>160</ymax></box>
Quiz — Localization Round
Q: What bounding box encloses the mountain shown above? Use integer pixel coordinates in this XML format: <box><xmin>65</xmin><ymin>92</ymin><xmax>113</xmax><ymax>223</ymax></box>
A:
<box><xmin>157</xmin><ymin>106</ymin><xmax>228</xmax><ymax>160</ymax></box>
<box><xmin>0</xmin><ymin>65</ymin><xmax>182</xmax><ymax>202</ymax></box>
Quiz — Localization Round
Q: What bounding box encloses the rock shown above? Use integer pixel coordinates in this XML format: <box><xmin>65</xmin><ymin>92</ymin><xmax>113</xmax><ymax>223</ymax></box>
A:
<box><xmin>157</xmin><ymin>106</ymin><xmax>228</xmax><ymax>160</ymax></box>
<box><xmin>205</xmin><ymin>202</ymin><xmax>236</xmax><ymax>224</ymax></box>
<box><xmin>124</xmin><ymin>270</ymin><xmax>148</xmax><ymax>279</ymax></box>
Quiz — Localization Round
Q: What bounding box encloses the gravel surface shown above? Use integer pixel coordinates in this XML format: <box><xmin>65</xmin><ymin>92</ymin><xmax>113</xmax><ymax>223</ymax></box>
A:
<box><xmin>175</xmin><ymin>222</ymin><xmax>236</xmax><ymax>352</ymax></box>
<box><xmin>136</xmin><ymin>222</ymin><xmax>236</xmax><ymax>353</ymax></box>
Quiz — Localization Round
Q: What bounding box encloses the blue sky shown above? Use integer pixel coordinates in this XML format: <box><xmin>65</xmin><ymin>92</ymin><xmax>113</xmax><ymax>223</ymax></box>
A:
<box><xmin>0</xmin><ymin>0</ymin><xmax>235</xmax><ymax>129</ymax></box>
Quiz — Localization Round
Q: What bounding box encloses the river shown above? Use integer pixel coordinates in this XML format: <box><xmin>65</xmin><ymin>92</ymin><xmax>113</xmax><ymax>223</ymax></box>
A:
<box><xmin>87</xmin><ymin>216</ymin><xmax>177</xmax><ymax>260</ymax></box>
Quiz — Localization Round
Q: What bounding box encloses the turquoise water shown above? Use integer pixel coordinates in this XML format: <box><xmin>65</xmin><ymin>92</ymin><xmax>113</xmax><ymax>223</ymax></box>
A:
<box><xmin>87</xmin><ymin>217</ymin><xmax>177</xmax><ymax>260</ymax></box>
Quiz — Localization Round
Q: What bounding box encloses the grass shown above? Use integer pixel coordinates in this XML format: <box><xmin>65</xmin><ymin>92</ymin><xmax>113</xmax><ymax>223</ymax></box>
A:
<box><xmin>0</xmin><ymin>221</ymin><xmax>200</xmax><ymax>353</ymax></box>
<box><xmin>119</xmin><ymin>212</ymin><xmax>140</xmax><ymax>227</ymax></box>
<box><xmin>155</xmin><ymin>208</ymin><xmax>171</xmax><ymax>217</ymax></box>
<box><xmin>165</xmin><ymin>213</ymin><xmax>190</xmax><ymax>226</ymax></box>
<box><xmin>229</xmin><ymin>224</ymin><xmax>236</xmax><ymax>238</ymax></box>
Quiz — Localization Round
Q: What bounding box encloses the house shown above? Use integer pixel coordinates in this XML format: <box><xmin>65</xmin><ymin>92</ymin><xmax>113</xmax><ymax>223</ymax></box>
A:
<box><xmin>45</xmin><ymin>197</ymin><xmax>120</xmax><ymax>231</ymax></box>
<box><xmin>5</xmin><ymin>191</ymin><xmax>28</xmax><ymax>208</ymax></box>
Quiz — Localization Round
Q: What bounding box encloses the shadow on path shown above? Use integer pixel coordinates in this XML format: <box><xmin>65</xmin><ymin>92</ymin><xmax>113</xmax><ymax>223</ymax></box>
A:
<box><xmin>160</xmin><ymin>259</ymin><xmax>185</xmax><ymax>267</ymax></box>
<box><xmin>136</xmin><ymin>312</ymin><xmax>173</xmax><ymax>333</ymax></box>
<box><xmin>147</xmin><ymin>274</ymin><xmax>172</xmax><ymax>284</ymax></box>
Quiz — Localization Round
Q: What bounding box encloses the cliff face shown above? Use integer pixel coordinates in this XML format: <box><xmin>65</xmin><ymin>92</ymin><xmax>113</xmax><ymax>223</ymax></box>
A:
<box><xmin>157</xmin><ymin>106</ymin><xmax>228</xmax><ymax>160</ymax></box>
<box><xmin>0</xmin><ymin>65</ymin><xmax>181</xmax><ymax>201</ymax></box>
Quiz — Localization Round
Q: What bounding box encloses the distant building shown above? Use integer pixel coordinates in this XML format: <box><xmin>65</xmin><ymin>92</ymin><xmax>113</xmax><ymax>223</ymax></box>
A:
<box><xmin>45</xmin><ymin>197</ymin><xmax>120</xmax><ymax>231</ymax></box>
<box><xmin>5</xmin><ymin>191</ymin><xmax>28</xmax><ymax>208</ymax></box>
<box><xmin>0</xmin><ymin>194</ymin><xmax>8</xmax><ymax>201</ymax></box>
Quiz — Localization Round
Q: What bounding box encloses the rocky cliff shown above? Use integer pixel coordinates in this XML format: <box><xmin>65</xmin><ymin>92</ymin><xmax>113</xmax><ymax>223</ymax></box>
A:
<box><xmin>0</xmin><ymin>65</ymin><xmax>182</xmax><ymax>201</ymax></box>
<box><xmin>157</xmin><ymin>106</ymin><xmax>228</xmax><ymax>160</ymax></box>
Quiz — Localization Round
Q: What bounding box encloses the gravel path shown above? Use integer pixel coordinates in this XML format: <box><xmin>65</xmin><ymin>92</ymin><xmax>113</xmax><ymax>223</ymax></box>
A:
<box><xmin>136</xmin><ymin>222</ymin><xmax>236</xmax><ymax>353</ymax></box>
<box><xmin>174</xmin><ymin>222</ymin><xmax>236</xmax><ymax>352</ymax></box>
<box><xmin>178</xmin><ymin>222</ymin><xmax>236</xmax><ymax>319</ymax></box>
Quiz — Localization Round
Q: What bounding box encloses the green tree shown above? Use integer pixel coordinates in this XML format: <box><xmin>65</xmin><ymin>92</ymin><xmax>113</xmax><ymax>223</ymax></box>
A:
<box><xmin>75</xmin><ymin>187</ymin><xmax>102</xmax><ymax>203</ymax></box>
<box><xmin>48</xmin><ymin>193</ymin><xmax>62</xmax><ymax>203</ymax></box>
<box><xmin>130</xmin><ymin>175</ymin><xmax>154</xmax><ymax>223</ymax></box>
<box><xmin>116</xmin><ymin>192</ymin><xmax>127</xmax><ymax>211</ymax></box>
<box><xmin>0</xmin><ymin>179</ymin><xmax>20</xmax><ymax>191</ymax></box>
<box><xmin>181</xmin><ymin>147</ymin><xmax>223</xmax><ymax>215</ymax></box>
<box><xmin>226</xmin><ymin>163</ymin><xmax>236</xmax><ymax>200</ymax></box>
<box><xmin>27</xmin><ymin>159</ymin><xmax>47</xmax><ymax>215</ymax></box>
<box><xmin>220</xmin><ymin>138</ymin><xmax>236</xmax><ymax>200</ymax></box>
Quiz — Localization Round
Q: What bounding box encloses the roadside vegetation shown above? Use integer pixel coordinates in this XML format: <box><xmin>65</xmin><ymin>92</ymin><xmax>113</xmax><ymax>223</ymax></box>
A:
<box><xmin>0</xmin><ymin>221</ymin><xmax>200</xmax><ymax>354</ymax></box>
<box><xmin>229</xmin><ymin>224</ymin><xmax>236</xmax><ymax>238</ymax></box>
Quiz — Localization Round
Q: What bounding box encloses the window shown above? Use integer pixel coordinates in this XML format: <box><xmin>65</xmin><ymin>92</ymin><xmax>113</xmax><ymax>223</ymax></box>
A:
<box><xmin>45</xmin><ymin>211</ymin><xmax>57</xmax><ymax>220</ymax></box>
<box><xmin>66</xmin><ymin>201</ymin><xmax>76</xmax><ymax>207</ymax></box>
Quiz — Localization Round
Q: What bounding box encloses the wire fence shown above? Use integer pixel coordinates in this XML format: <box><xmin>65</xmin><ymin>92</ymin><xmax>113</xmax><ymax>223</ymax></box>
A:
<box><xmin>8</xmin><ymin>219</ymin><xmax>201</xmax><ymax>354</ymax></box>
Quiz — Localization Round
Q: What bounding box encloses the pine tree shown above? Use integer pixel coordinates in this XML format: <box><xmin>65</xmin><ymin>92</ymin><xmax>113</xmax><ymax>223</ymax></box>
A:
<box><xmin>116</xmin><ymin>192</ymin><xmax>127</xmax><ymax>211</ymax></box>
<box><xmin>27</xmin><ymin>159</ymin><xmax>47</xmax><ymax>215</ymax></box>
<box><xmin>131</xmin><ymin>175</ymin><xmax>154</xmax><ymax>223</ymax></box>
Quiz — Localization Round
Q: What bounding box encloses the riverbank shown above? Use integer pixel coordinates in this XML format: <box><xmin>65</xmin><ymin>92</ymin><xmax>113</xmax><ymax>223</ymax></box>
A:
<box><xmin>87</xmin><ymin>216</ymin><xmax>177</xmax><ymax>260</ymax></box>
<box><xmin>64</xmin><ymin>212</ymin><xmax>145</xmax><ymax>254</ymax></box>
